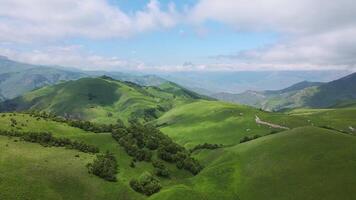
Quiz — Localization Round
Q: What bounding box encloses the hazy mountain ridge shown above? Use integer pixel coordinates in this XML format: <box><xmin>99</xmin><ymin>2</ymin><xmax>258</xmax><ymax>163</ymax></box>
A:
<box><xmin>213</xmin><ymin>73</ymin><xmax>356</xmax><ymax>111</ymax></box>
<box><xmin>0</xmin><ymin>56</ymin><xmax>169</xmax><ymax>101</ymax></box>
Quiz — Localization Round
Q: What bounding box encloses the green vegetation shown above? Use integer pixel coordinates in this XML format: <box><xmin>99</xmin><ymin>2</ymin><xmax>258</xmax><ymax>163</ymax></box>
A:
<box><xmin>112</xmin><ymin>123</ymin><xmax>203</xmax><ymax>175</ymax></box>
<box><xmin>1</xmin><ymin>72</ymin><xmax>356</xmax><ymax>200</ymax></box>
<box><xmin>156</xmin><ymin>100</ymin><xmax>291</xmax><ymax>147</ymax></box>
<box><xmin>87</xmin><ymin>151</ymin><xmax>118</xmax><ymax>182</ymax></box>
<box><xmin>1</xmin><ymin>77</ymin><xmax>207</xmax><ymax>124</ymax></box>
<box><xmin>151</xmin><ymin>127</ymin><xmax>356</xmax><ymax>200</ymax></box>
<box><xmin>130</xmin><ymin>172</ymin><xmax>162</xmax><ymax>196</ymax></box>
<box><xmin>0</xmin><ymin>129</ymin><xmax>99</xmax><ymax>153</ymax></box>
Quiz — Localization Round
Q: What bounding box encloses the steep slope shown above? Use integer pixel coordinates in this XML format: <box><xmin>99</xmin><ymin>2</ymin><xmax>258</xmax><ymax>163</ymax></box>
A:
<box><xmin>1</xmin><ymin>77</ymin><xmax>206</xmax><ymax>124</ymax></box>
<box><xmin>306</xmin><ymin>72</ymin><xmax>356</xmax><ymax>107</ymax></box>
<box><xmin>151</xmin><ymin>126</ymin><xmax>356</xmax><ymax>200</ymax></box>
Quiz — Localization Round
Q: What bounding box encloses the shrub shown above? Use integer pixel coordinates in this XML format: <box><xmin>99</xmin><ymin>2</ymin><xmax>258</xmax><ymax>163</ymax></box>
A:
<box><xmin>191</xmin><ymin>143</ymin><xmax>223</xmax><ymax>152</ymax></box>
<box><xmin>130</xmin><ymin>172</ymin><xmax>161</xmax><ymax>196</ymax></box>
<box><xmin>152</xmin><ymin>160</ymin><xmax>170</xmax><ymax>178</ymax></box>
<box><xmin>239</xmin><ymin>135</ymin><xmax>261</xmax><ymax>143</ymax></box>
<box><xmin>87</xmin><ymin>151</ymin><xmax>118</xmax><ymax>182</ymax></box>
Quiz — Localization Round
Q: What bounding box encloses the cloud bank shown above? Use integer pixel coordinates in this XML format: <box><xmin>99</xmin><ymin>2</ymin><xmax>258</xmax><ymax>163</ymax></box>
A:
<box><xmin>1</xmin><ymin>0</ymin><xmax>356</xmax><ymax>71</ymax></box>
<box><xmin>0</xmin><ymin>0</ymin><xmax>178</xmax><ymax>42</ymax></box>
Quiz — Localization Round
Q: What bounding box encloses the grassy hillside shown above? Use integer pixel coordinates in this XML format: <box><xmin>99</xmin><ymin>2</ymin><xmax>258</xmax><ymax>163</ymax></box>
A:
<box><xmin>0</xmin><ymin>113</ymin><xmax>197</xmax><ymax>200</ymax></box>
<box><xmin>155</xmin><ymin>100</ymin><xmax>311</xmax><ymax>148</ymax></box>
<box><xmin>1</xmin><ymin>107</ymin><xmax>356</xmax><ymax>200</ymax></box>
<box><xmin>151</xmin><ymin>126</ymin><xmax>356</xmax><ymax>200</ymax></box>
<box><xmin>286</xmin><ymin>107</ymin><xmax>356</xmax><ymax>133</ymax></box>
<box><xmin>1</xmin><ymin>77</ymin><xmax>206</xmax><ymax>124</ymax></box>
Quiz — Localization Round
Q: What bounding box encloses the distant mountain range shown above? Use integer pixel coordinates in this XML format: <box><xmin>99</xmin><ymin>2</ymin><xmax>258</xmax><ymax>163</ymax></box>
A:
<box><xmin>213</xmin><ymin>72</ymin><xmax>356</xmax><ymax>111</ymax></box>
<box><xmin>158</xmin><ymin>70</ymin><xmax>351</xmax><ymax>95</ymax></box>
<box><xmin>0</xmin><ymin>56</ymin><xmax>167</xmax><ymax>101</ymax></box>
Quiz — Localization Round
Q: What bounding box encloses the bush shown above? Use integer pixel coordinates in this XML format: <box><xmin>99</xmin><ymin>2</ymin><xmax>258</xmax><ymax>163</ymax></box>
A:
<box><xmin>191</xmin><ymin>143</ymin><xmax>223</xmax><ymax>152</ymax></box>
<box><xmin>152</xmin><ymin>160</ymin><xmax>170</xmax><ymax>178</ymax></box>
<box><xmin>87</xmin><ymin>151</ymin><xmax>118</xmax><ymax>182</ymax></box>
<box><xmin>130</xmin><ymin>172</ymin><xmax>161</xmax><ymax>196</ymax></box>
<box><xmin>239</xmin><ymin>135</ymin><xmax>261</xmax><ymax>143</ymax></box>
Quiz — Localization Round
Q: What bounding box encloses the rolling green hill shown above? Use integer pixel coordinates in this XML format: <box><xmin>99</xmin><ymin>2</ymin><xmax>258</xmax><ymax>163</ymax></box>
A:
<box><xmin>0</xmin><ymin>56</ymin><xmax>169</xmax><ymax>101</ymax></box>
<box><xmin>0</xmin><ymin>77</ymin><xmax>207</xmax><ymax>124</ymax></box>
<box><xmin>181</xmin><ymin>126</ymin><xmax>356</xmax><ymax>200</ymax></box>
<box><xmin>1</xmin><ymin>71</ymin><xmax>356</xmax><ymax>200</ymax></box>
<box><xmin>1</xmin><ymin>103</ymin><xmax>356</xmax><ymax>199</ymax></box>
<box><xmin>155</xmin><ymin>100</ymin><xmax>316</xmax><ymax>148</ymax></box>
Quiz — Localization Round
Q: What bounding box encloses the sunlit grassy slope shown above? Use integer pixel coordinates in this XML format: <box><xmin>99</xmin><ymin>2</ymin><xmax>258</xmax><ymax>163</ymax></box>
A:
<box><xmin>286</xmin><ymin>107</ymin><xmax>356</xmax><ymax>133</ymax></box>
<box><xmin>156</xmin><ymin>100</ymin><xmax>311</xmax><ymax>147</ymax></box>
<box><xmin>151</xmin><ymin>126</ymin><xmax>356</xmax><ymax>200</ymax></box>
<box><xmin>1</xmin><ymin>95</ymin><xmax>356</xmax><ymax>200</ymax></box>
<box><xmin>0</xmin><ymin>77</ymin><xmax>206</xmax><ymax>124</ymax></box>
<box><xmin>0</xmin><ymin>113</ymin><xmax>192</xmax><ymax>200</ymax></box>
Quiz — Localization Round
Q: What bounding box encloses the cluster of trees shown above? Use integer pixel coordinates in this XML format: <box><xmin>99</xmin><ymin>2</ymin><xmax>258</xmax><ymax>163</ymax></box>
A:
<box><xmin>112</xmin><ymin>123</ymin><xmax>203</xmax><ymax>175</ymax></box>
<box><xmin>87</xmin><ymin>151</ymin><xmax>118</xmax><ymax>182</ymax></box>
<box><xmin>26</xmin><ymin>111</ymin><xmax>124</xmax><ymax>133</ymax></box>
<box><xmin>152</xmin><ymin>160</ymin><xmax>170</xmax><ymax>178</ymax></box>
<box><xmin>191</xmin><ymin>143</ymin><xmax>223</xmax><ymax>152</ymax></box>
<box><xmin>130</xmin><ymin>172</ymin><xmax>161</xmax><ymax>196</ymax></box>
<box><xmin>157</xmin><ymin>143</ymin><xmax>203</xmax><ymax>175</ymax></box>
<box><xmin>239</xmin><ymin>135</ymin><xmax>261</xmax><ymax>143</ymax></box>
<box><xmin>0</xmin><ymin>130</ymin><xmax>99</xmax><ymax>153</ymax></box>
<box><xmin>112</xmin><ymin>125</ymin><xmax>154</xmax><ymax>162</ymax></box>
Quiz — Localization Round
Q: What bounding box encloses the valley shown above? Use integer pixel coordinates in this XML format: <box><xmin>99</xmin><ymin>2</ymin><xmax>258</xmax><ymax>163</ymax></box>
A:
<box><xmin>0</xmin><ymin>72</ymin><xmax>356</xmax><ymax>199</ymax></box>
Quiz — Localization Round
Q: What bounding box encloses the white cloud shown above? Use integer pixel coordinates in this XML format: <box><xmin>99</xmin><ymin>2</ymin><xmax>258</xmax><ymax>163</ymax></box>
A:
<box><xmin>1</xmin><ymin>0</ymin><xmax>356</xmax><ymax>71</ymax></box>
<box><xmin>0</xmin><ymin>45</ymin><xmax>144</xmax><ymax>71</ymax></box>
<box><xmin>191</xmin><ymin>0</ymin><xmax>356</xmax><ymax>70</ymax></box>
<box><xmin>190</xmin><ymin>0</ymin><xmax>356</xmax><ymax>34</ymax></box>
<box><xmin>0</xmin><ymin>0</ymin><xmax>178</xmax><ymax>42</ymax></box>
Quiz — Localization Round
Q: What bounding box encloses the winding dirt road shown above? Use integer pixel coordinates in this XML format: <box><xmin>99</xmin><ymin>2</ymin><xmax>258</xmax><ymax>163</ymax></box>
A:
<box><xmin>255</xmin><ymin>115</ymin><xmax>290</xmax><ymax>130</ymax></box>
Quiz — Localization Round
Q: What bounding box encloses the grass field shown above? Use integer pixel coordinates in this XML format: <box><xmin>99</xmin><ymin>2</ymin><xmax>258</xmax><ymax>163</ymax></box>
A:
<box><xmin>156</xmin><ymin>100</ymin><xmax>311</xmax><ymax>148</ymax></box>
<box><xmin>0</xmin><ymin>113</ymin><xmax>192</xmax><ymax>200</ymax></box>
<box><xmin>151</xmin><ymin>126</ymin><xmax>356</xmax><ymax>200</ymax></box>
<box><xmin>1</xmin><ymin>100</ymin><xmax>356</xmax><ymax>200</ymax></box>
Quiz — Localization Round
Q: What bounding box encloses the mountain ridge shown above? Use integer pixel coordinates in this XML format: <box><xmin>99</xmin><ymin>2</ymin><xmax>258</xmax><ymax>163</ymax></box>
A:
<box><xmin>213</xmin><ymin>73</ymin><xmax>356</xmax><ymax>111</ymax></box>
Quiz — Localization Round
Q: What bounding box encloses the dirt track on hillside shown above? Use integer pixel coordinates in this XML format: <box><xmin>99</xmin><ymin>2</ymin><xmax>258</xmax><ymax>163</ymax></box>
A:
<box><xmin>255</xmin><ymin>115</ymin><xmax>290</xmax><ymax>130</ymax></box>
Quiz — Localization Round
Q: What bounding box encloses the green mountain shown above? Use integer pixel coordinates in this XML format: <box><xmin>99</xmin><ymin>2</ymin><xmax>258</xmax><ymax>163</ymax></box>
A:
<box><xmin>306</xmin><ymin>72</ymin><xmax>356</xmax><ymax>108</ymax></box>
<box><xmin>0</xmin><ymin>56</ymin><xmax>85</xmax><ymax>100</ymax></box>
<box><xmin>0</xmin><ymin>56</ymin><xmax>169</xmax><ymax>101</ymax></box>
<box><xmin>0</xmin><ymin>76</ymin><xmax>207</xmax><ymax>124</ymax></box>
<box><xmin>214</xmin><ymin>72</ymin><xmax>356</xmax><ymax>111</ymax></box>
<box><xmin>212</xmin><ymin>81</ymin><xmax>323</xmax><ymax>111</ymax></box>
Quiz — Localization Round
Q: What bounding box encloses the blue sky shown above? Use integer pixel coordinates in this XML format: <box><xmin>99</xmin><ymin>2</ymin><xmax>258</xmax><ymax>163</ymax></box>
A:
<box><xmin>0</xmin><ymin>0</ymin><xmax>355</xmax><ymax>71</ymax></box>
